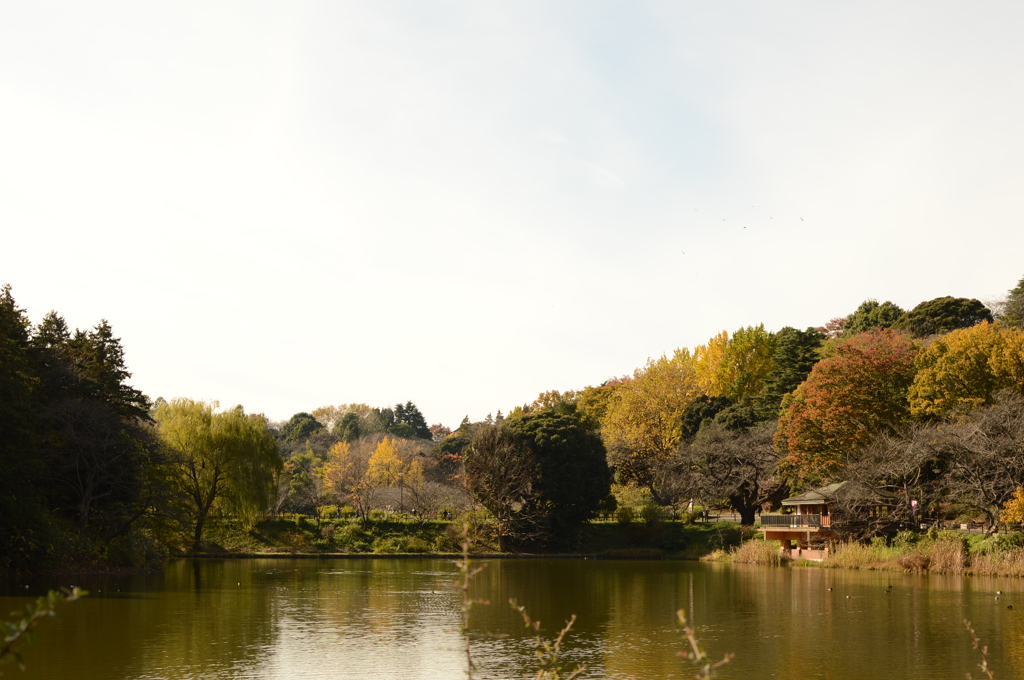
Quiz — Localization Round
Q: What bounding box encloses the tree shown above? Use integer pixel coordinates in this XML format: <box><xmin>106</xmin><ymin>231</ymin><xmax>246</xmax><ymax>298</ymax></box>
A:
<box><xmin>1000</xmin><ymin>486</ymin><xmax>1024</xmax><ymax>524</ymax></box>
<box><xmin>895</xmin><ymin>296</ymin><xmax>992</xmax><ymax>338</ymax></box>
<box><xmin>679</xmin><ymin>395</ymin><xmax>732</xmax><ymax>442</ymax></box>
<box><xmin>601</xmin><ymin>351</ymin><xmax>702</xmax><ymax>494</ymax></box>
<box><xmin>155</xmin><ymin>399</ymin><xmax>281</xmax><ymax>550</ymax></box>
<box><xmin>464</xmin><ymin>406</ymin><xmax>611</xmax><ymax>548</ymax></box>
<box><xmin>333</xmin><ymin>412</ymin><xmax>362</xmax><ymax>443</ymax></box>
<box><xmin>667</xmin><ymin>420</ymin><xmax>787</xmax><ymax>525</ymax></box>
<box><xmin>322</xmin><ymin>440</ymin><xmax>374</xmax><ymax>521</ymax></box>
<box><xmin>842</xmin><ymin>300</ymin><xmax>906</xmax><ymax>336</ymax></box>
<box><xmin>692</xmin><ymin>325</ymin><xmax>777</xmax><ymax>404</ymax></box>
<box><xmin>429</xmin><ymin>423</ymin><xmax>452</xmax><ymax>442</ymax></box>
<box><xmin>392</xmin><ymin>401</ymin><xmax>431</xmax><ymax>439</ymax></box>
<box><xmin>0</xmin><ymin>285</ymin><xmax>47</xmax><ymax>571</ymax></box>
<box><xmin>908</xmin><ymin>321</ymin><xmax>1024</xmax><ymax>419</ymax></box>
<box><xmin>367</xmin><ymin>437</ymin><xmax>404</xmax><ymax>486</ymax></box>
<box><xmin>1002</xmin><ymin>275</ymin><xmax>1024</xmax><ymax>328</ymax></box>
<box><xmin>278</xmin><ymin>412</ymin><xmax>324</xmax><ymax>444</ymax></box>
<box><xmin>32</xmin><ymin>316</ymin><xmax>158</xmax><ymax>540</ymax></box>
<box><xmin>776</xmin><ymin>329</ymin><xmax>918</xmax><ymax>486</ymax></box>
<box><xmin>754</xmin><ymin>326</ymin><xmax>825</xmax><ymax>419</ymax></box>
<box><xmin>575</xmin><ymin>377</ymin><xmax>630</xmax><ymax>424</ymax></box>
<box><xmin>917</xmin><ymin>391</ymin><xmax>1024</xmax><ymax>530</ymax></box>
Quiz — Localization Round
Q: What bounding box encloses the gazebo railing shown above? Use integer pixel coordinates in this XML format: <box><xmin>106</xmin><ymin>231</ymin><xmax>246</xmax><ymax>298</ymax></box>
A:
<box><xmin>761</xmin><ymin>514</ymin><xmax>828</xmax><ymax>528</ymax></box>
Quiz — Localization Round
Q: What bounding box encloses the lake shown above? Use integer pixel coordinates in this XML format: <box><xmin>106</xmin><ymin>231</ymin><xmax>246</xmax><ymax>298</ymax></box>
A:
<box><xmin>4</xmin><ymin>557</ymin><xmax>1023</xmax><ymax>679</ymax></box>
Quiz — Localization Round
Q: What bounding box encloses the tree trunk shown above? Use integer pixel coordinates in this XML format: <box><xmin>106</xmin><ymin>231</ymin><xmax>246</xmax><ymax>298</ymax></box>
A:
<box><xmin>192</xmin><ymin>508</ymin><xmax>209</xmax><ymax>551</ymax></box>
<box><xmin>738</xmin><ymin>507</ymin><xmax>757</xmax><ymax>526</ymax></box>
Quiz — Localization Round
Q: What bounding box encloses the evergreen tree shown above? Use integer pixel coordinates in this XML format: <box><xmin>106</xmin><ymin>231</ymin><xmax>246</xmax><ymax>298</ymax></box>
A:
<box><xmin>1003</xmin><ymin>275</ymin><xmax>1024</xmax><ymax>328</ymax></box>
<box><xmin>895</xmin><ymin>296</ymin><xmax>992</xmax><ymax>337</ymax></box>
<box><xmin>843</xmin><ymin>300</ymin><xmax>906</xmax><ymax>336</ymax></box>
<box><xmin>755</xmin><ymin>326</ymin><xmax>825</xmax><ymax>419</ymax></box>
<box><xmin>0</xmin><ymin>286</ymin><xmax>47</xmax><ymax>571</ymax></box>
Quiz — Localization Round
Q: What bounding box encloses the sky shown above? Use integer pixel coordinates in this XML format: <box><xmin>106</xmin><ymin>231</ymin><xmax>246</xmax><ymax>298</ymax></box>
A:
<box><xmin>3</xmin><ymin>2</ymin><xmax>1024</xmax><ymax>428</ymax></box>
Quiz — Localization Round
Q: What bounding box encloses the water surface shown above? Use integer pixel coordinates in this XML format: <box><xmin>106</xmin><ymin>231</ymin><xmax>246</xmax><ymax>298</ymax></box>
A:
<box><xmin>4</xmin><ymin>557</ymin><xmax>1023</xmax><ymax>679</ymax></box>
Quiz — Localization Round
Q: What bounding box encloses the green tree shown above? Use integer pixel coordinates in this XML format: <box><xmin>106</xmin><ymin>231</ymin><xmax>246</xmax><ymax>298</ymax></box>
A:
<box><xmin>155</xmin><ymin>399</ymin><xmax>281</xmax><ymax>550</ymax></box>
<box><xmin>278</xmin><ymin>412</ymin><xmax>324</xmax><ymax>444</ymax></box>
<box><xmin>776</xmin><ymin>330</ymin><xmax>918</xmax><ymax>486</ymax></box>
<box><xmin>465</xmin><ymin>405</ymin><xmax>611</xmax><ymax>548</ymax></box>
<box><xmin>333</xmin><ymin>412</ymin><xmax>362</xmax><ymax>442</ymax></box>
<box><xmin>32</xmin><ymin>314</ymin><xmax>158</xmax><ymax>540</ymax></box>
<box><xmin>0</xmin><ymin>285</ymin><xmax>47</xmax><ymax>571</ymax></box>
<box><xmin>393</xmin><ymin>401</ymin><xmax>431</xmax><ymax>439</ymax></box>
<box><xmin>679</xmin><ymin>395</ymin><xmax>732</xmax><ymax>442</ymax></box>
<box><xmin>1002</xmin><ymin>275</ymin><xmax>1024</xmax><ymax>328</ymax></box>
<box><xmin>842</xmin><ymin>300</ymin><xmax>906</xmax><ymax>336</ymax></box>
<box><xmin>754</xmin><ymin>326</ymin><xmax>825</xmax><ymax>419</ymax></box>
<box><xmin>895</xmin><ymin>296</ymin><xmax>992</xmax><ymax>338</ymax></box>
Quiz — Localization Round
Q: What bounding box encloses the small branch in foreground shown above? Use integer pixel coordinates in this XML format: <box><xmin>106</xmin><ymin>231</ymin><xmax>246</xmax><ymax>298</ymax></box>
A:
<box><xmin>964</xmin><ymin>619</ymin><xmax>995</xmax><ymax>679</ymax></box>
<box><xmin>1</xmin><ymin>587</ymin><xmax>88</xmax><ymax>671</ymax></box>
<box><xmin>509</xmin><ymin>599</ymin><xmax>585</xmax><ymax>679</ymax></box>
<box><xmin>676</xmin><ymin>609</ymin><xmax>733</xmax><ymax>680</ymax></box>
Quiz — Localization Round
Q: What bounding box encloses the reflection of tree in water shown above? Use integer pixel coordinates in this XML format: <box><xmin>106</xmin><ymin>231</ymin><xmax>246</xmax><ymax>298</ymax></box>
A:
<box><xmin>131</xmin><ymin>559</ymin><xmax>280</xmax><ymax>678</ymax></box>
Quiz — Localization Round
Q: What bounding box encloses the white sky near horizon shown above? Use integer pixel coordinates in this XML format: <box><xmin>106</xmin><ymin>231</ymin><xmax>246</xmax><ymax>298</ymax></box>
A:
<box><xmin>2</xmin><ymin>2</ymin><xmax>1024</xmax><ymax>428</ymax></box>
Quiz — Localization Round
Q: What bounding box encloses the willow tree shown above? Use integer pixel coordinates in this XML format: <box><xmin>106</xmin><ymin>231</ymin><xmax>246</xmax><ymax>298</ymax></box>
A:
<box><xmin>155</xmin><ymin>399</ymin><xmax>280</xmax><ymax>550</ymax></box>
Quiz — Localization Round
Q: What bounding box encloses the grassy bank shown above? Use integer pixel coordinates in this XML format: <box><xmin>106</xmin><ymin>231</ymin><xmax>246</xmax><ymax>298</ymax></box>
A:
<box><xmin>709</xmin><ymin>529</ymin><xmax>1024</xmax><ymax>577</ymax></box>
<box><xmin>188</xmin><ymin>515</ymin><xmax>743</xmax><ymax>559</ymax></box>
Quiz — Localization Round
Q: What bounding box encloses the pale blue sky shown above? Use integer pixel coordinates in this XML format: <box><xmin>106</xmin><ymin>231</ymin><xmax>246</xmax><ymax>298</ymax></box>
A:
<box><xmin>3</xmin><ymin>2</ymin><xmax>1023</xmax><ymax>427</ymax></box>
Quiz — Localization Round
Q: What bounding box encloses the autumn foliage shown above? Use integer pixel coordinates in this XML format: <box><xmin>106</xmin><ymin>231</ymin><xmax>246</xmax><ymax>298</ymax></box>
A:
<box><xmin>775</xmin><ymin>330</ymin><xmax>919</xmax><ymax>485</ymax></box>
<box><xmin>908</xmin><ymin>321</ymin><xmax>1024</xmax><ymax>418</ymax></box>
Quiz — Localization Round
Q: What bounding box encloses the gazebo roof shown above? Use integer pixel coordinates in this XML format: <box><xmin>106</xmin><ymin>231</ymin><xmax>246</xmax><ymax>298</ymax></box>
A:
<box><xmin>781</xmin><ymin>481</ymin><xmax>895</xmax><ymax>506</ymax></box>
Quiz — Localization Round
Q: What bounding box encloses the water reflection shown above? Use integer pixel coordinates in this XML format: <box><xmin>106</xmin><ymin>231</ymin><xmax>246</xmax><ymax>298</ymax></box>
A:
<box><xmin>2</xmin><ymin>558</ymin><xmax>1022</xmax><ymax>679</ymax></box>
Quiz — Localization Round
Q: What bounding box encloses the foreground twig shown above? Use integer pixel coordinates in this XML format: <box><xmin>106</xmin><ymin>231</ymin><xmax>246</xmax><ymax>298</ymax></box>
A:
<box><xmin>1</xmin><ymin>587</ymin><xmax>87</xmax><ymax>671</ymax></box>
<box><xmin>456</xmin><ymin>524</ymin><xmax>489</xmax><ymax>679</ymax></box>
<box><xmin>509</xmin><ymin>599</ymin><xmax>585</xmax><ymax>679</ymax></box>
<box><xmin>964</xmin><ymin>619</ymin><xmax>995</xmax><ymax>679</ymax></box>
<box><xmin>676</xmin><ymin>609</ymin><xmax>733</xmax><ymax>680</ymax></box>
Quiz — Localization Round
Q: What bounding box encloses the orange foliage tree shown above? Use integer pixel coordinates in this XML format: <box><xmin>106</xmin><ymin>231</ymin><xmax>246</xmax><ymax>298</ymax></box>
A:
<box><xmin>775</xmin><ymin>329</ymin><xmax>919</xmax><ymax>486</ymax></box>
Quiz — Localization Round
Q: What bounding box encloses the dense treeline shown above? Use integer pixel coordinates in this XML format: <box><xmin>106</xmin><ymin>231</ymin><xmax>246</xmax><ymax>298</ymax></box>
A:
<box><xmin>1</xmin><ymin>285</ymin><xmax>163</xmax><ymax>571</ymax></box>
<box><xmin>4</xmin><ymin>276</ymin><xmax>1024</xmax><ymax>572</ymax></box>
<box><xmin>528</xmin><ymin>281</ymin><xmax>1024</xmax><ymax>533</ymax></box>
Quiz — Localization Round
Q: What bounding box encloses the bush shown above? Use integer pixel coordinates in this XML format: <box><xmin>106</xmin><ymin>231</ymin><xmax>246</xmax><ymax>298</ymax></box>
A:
<box><xmin>891</xmin><ymin>530</ymin><xmax>919</xmax><ymax>548</ymax></box>
<box><xmin>639</xmin><ymin>504</ymin><xmax>663</xmax><ymax>526</ymax></box>
<box><xmin>281</xmin><ymin>531</ymin><xmax>308</xmax><ymax>554</ymax></box>
<box><xmin>997</xmin><ymin>532</ymin><xmax>1024</xmax><ymax>552</ymax></box>
<box><xmin>615</xmin><ymin>506</ymin><xmax>635</xmax><ymax>525</ymax></box>
<box><xmin>321</xmin><ymin>525</ymin><xmax>336</xmax><ymax>542</ymax></box>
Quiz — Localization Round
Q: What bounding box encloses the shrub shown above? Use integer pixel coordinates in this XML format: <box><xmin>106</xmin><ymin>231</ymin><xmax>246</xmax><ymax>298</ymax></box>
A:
<box><xmin>320</xmin><ymin>525</ymin><xmax>336</xmax><ymax>542</ymax></box>
<box><xmin>615</xmin><ymin>506</ymin><xmax>635</xmax><ymax>525</ymax></box>
<box><xmin>891</xmin><ymin>530</ymin><xmax>919</xmax><ymax>548</ymax></box>
<box><xmin>640</xmin><ymin>504</ymin><xmax>663</xmax><ymax>526</ymax></box>
<box><xmin>281</xmin><ymin>531</ymin><xmax>308</xmax><ymax>554</ymax></box>
<box><xmin>997</xmin><ymin>532</ymin><xmax>1024</xmax><ymax>552</ymax></box>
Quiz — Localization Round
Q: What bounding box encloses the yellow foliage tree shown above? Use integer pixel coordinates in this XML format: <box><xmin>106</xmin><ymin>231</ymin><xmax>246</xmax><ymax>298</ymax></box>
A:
<box><xmin>601</xmin><ymin>350</ymin><xmax>703</xmax><ymax>492</ymax></box>
<box><xmin>693</xmin><ymin>325</ymin><xmax>777</xmax><ymax>404</ymax></box>
<box><xmin>1001</xmin><ymin>486</ymin><xmax>1024</xmax><ymax>524</ymax></box>
<box><xmin>908</xmin><ymin>321</ymin><xmax>1024</xmax><ymax>418</ymax></box>
<box><xmin>367</xmin><ymin>437</ymin><xmax>404</xmax><ymax>487</ymax></box>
